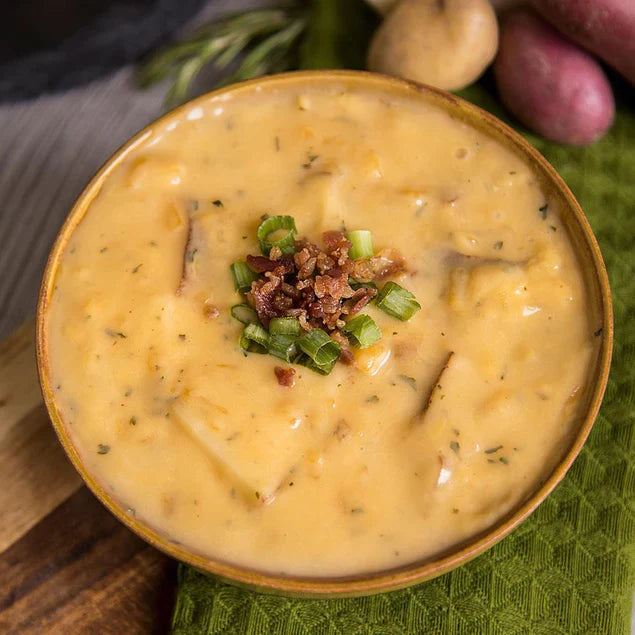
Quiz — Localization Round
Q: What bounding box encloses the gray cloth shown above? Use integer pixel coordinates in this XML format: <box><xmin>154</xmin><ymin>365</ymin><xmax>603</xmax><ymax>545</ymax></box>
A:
<box><xmin>0</xmin><ymin>0</ymin><xmax>206</xmax><ymax>102</ymax></box>
<box><xmin>0</xmin><ymin>0</ymin><xmax>264</xmax><ymax>340</ymax></box>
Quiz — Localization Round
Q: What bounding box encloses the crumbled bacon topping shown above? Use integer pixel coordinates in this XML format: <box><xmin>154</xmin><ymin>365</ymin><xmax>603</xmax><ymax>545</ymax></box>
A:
<box><xmin>274</xmin><ymin>366</ymin><xmax>296</xmax><ymax>387</ymax></box>
<box><xmin>244</xmin><ymin>232</ymin><xmax>405</xmax><ymax>335</ymax></box>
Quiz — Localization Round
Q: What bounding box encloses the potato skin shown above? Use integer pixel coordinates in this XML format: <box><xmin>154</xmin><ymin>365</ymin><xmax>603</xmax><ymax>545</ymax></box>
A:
<box><xmin>367</xmin><ymin>0</ymin><xmax>499</xmax><ymax>92</ymax></box>
<box><xmin>530</xmin><ymin>0</ymin><xmax>635</xmax><ymax>84</ymax></box>
<box><xmin>494</xmin><ymin>9</ymin><xmax>615</xmax><ymax>146</ymax></box>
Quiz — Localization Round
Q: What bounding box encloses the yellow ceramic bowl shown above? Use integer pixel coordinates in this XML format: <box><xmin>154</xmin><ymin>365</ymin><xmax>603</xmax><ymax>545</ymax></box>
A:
<box><xmin>36</xmin><ymin>71</ymin><xmax>612</xmax><ymax>597</ymax></box>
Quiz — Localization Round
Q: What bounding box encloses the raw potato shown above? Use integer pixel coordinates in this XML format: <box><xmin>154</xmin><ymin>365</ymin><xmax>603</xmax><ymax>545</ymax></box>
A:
<box><xmin>530</xmin><ymin>0</ymin><xmax>635</xmax><ymax>84</ymax></box>
<box><xmin>494</xmin><ymin>9</ymin><xmax>615</xmax><ymax>146</ymax></box>
<box><xmin>367</xmin><ymin>0</ymin><xmax>499</xmax><ymax>91</ymax></box>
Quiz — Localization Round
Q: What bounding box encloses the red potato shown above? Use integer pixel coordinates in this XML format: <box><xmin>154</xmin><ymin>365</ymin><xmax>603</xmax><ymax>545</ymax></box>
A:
<box><xmin>530</xmin><ymin>0</ymin><xmax>635</xmax><ymax>84</ymax></box>
<box><xmin>494</xmin><ymin>9</ymin><xmax>615</xmax><ymax>146</ymax></box>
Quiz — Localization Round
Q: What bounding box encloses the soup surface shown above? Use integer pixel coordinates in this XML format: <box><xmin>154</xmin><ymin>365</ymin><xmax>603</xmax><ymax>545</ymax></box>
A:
<box><xmin>46</xmin><ymin>77</ymin><xmax>598</xmax><ymax>576</ymax></box>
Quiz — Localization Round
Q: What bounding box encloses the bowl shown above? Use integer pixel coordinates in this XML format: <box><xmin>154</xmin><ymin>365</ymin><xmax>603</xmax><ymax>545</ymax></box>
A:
<box><xmin>36</xmin><ymin>70</ymin><xmax>612</xmax><ymax>597</ymax></box>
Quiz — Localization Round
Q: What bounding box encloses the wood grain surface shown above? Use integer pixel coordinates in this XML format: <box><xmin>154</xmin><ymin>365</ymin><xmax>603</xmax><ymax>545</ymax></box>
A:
<box><xmin>0</xmin><ymin>321</ymin><xmax>176</xmax><ymax>633</ymax></box>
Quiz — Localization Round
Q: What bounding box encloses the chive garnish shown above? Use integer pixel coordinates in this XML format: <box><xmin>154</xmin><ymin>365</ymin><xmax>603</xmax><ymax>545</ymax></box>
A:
<box><xmin>375</xmin><ymin>282</ymin><xmax>421</xmax><ymax>321</ymax></box>
<box><xmin>268</xmin><ymin>334</ymin><xmax>298</xmax><ymax>363</ymax></box>
<box><xmin>269</xmin><ymin>317</ymin><xmax>301</xmax><ymax>336</ymax></box>
<box><xmin>239</xmin><ymin>323</ymin><xmax>269</xmax><ymax>354</ymax></box>
<box><xmin>346</xmin><ymin>230</ymin><xmax>373</xmax><ymax>260</ymax></box>
<box><xmin>296</xmin><ymin>329</ymin><xmax>340</xmax><ymax>375</ymax></box>
<box><xmin>97</xmin><ymin>444</ymin><xmax>110</xmax><ymax>454</ymax></box>
<box><xmin>343</xmin><ymin>314</ymin><xmax>382</xmax><ymax>349</ymax></box>
<box><xmin>256</xmin><ymin>215</ymin><xmax>297</xmax><ymax>255</ymax></box>
<box><xmin>230</xmin><ymin>303</ymin><xmax>259</xmax><ymax>325</ymax></box>
<box><xmin>230</xmin><ymin>262</ymin><xmax>259</xmax><ymax>293</ymax></box>
<box><xmin>484</xmin><ymin>445</ymin><xmax>503</xmax><ymax>454</ymax></box>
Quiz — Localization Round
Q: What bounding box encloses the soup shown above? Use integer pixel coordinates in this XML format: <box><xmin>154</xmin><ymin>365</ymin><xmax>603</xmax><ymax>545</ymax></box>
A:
<box><xmin>45</xmin><ymin>77</ymin><xmax>598</xmax><ymax>576</ymax></box>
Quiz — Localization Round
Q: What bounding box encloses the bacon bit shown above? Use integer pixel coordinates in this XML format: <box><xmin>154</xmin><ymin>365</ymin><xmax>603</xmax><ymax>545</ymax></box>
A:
<box><xmin>331</xmin><ymin>331</ymin><xmax>354</xmax><ymax>365</ymax></box>
<box><xmin>269</xmin><ymin>246</ymin><xmax>282</xmax><ymax>260</ymax></box>
<box><xmin>353</xmin><ymin>248</ymin><xmax>406</xmax><ymax>281</ymax></box>
<box><xmin>246</xmin><ymin>255</ymin><xmax>277</xmax><ymax>272</ymax></box>
<box><xmin>274</xmin><ymin>366</ymin><xmax>296</xmax><ymax>387</ymax></box>
<box><xmin>298</xmin><ymin>312</ymin><xmax>312</xmax><ymax>331</ymax></box>
<box><xmin>314</xmin><ymin>274</ymin><xmax>354</xmax><ymax>300</ymax></box>
<box><xmin>322</xmin><ymin>230</ymin><xmax>350</xmax><ymax>252</ymax></box>
<box><xmin>244</xmin><ymin>232</ymin><xmax>404</xmax><ymax>336</ymax></box>
<box><xmin>273</xmin><ymin>293</ymin><xmax>294</xmax><ymax>311</ymax></box>
<box><xmin>294</xmin><ymin>247</ymin><xmax>311</xmax><ymax>268</ymax></box>
<box><xmin>298</xmin><ymin>256</ymin><xmax>317</xmax><ymax>279</ymax></box>
<box><xmin>293</xmin><ymin>238</ymin><xmax>321</xmax><ymax>257</ymax></box>
<box><xmin>247</xmin><ymin>254</ymin><xmax>294</xmax><ymax>274</ymax></box>
<box><xmin>281</xmin><ymin>282</ymin><xmax>300</xmax><ymax>298</ymax></box>
<box><xmin>316</xmin><ymin>252</ymin><xmax>335</xmax><ymax>274</ymax></box>
<box><xmin>345</xmin><ymin>287</ymin><xmax>378</xmax><ymax>316</ymax></box>
<box><xmin>246</xmin><ymin>278</ymin><xmax>280</xmax><ymax>328</ymax></box>
<box><xmin>322</xmin><ymin>230</ymin><xmax>351</xmax><ymax>265</ymax></box>
<box><xmin>339</xmin><ymin>349</ymin><xmax>354</xmax><ymax>365</ymax></box>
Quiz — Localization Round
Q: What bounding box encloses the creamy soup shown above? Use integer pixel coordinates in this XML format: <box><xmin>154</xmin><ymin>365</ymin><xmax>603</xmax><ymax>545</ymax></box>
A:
<box><xmin>46</xmin><ymin>78</ymin><xmax>598</xmax><ymax>576</ymax></box>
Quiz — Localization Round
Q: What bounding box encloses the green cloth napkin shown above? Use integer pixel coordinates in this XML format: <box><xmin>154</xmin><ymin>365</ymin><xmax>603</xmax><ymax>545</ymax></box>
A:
<box><xmin>171</xmin><ymin>83</ymin><xmax>634</xmax><ymax>634</ymax></box>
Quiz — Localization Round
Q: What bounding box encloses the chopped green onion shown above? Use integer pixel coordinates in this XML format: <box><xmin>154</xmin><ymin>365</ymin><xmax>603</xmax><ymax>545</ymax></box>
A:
<box><xmin>230</xmin><ymin>304</ymin><xmax>259</xmax><ymax>325</ymax></box>
<box><xmin>296</xmin><ymin>329</ymin><xmax>340</xmax><ymax>374</ymax></box>
<box><xmin>230</xmin><ymin>262</ymin><xmax>259</xmax><ymax>293</ymax></box>
<box><xmin>257</xmin><ymin>215</ymin><xmax>297</xmax><ymax>255</ymax></box>
<box><xmin>343</xmin><ymin>314</ymin><xmax>382</xmax><ymax>348</ymax></box>
<box><xmin>239</xmin><ymin>323</ymin><xmax>269</xmax><ymax>354</ymax></box>
<box><xmin>348</xmin><ymin>278</ymin><xmax>378</xmax><ymax>292</ymax></box>
<box><xmin>375</xmin><ymin>282</ymin><xmax>421</xmax><ymax>321</ymax></box>
<box><xmin>293</xmin><ymin>353</ymin><xmax>332</xmax><ymax>376</ymax></box>
<box><xmin>346</xmin><ymin>230</ymin><xmax>373</xmax><ymax>260</ymax></box>
<box><xmin>269</xmin><ymin>316</ymin><xmax>301</xmax><ymax>336</ymax></box>
<box><xmin>268</xmin><ymin>334</ymin><xmax>298</xmax><ymax>362</ymax></box>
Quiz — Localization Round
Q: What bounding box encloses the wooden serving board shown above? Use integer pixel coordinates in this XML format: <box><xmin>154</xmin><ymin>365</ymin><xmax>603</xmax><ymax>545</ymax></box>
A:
<box><xmin>0</xmin><ymin>321</ymin><xmax>176</xmax><ymax>634</ymax></box>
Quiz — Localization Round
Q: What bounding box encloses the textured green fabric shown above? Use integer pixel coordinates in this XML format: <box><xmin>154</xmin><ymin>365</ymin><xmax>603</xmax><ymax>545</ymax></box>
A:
<box><xmin>171</xmin><ymin>84</ymin><xmax>634</xmax><ymax>635</ymax></box>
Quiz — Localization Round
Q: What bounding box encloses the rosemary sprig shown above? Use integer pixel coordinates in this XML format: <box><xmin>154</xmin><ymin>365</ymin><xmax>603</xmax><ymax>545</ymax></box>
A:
<box><xmin>138</xmin><ymin>0</ymin><xmax>378</xmax><ymax>106</ymax></box>
<box><xmin>138</xmin><ymin>6</ymin><xmax>306</xmax><ymax>106</ymax></box>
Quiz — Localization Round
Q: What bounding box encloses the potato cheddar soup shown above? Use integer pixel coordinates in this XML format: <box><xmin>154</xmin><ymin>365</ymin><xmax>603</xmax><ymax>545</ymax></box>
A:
<box><xmin>46</xmin><ymin>77</ymin><xmax>599</xmax><ymax>576</ymax></box>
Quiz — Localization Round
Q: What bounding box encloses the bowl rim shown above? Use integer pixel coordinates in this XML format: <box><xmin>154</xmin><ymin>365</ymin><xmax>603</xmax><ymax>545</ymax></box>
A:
<box><xmin>35</xmin><ymin>69</ymin><xmax>613</xmax><ymax>598</ymax></box>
